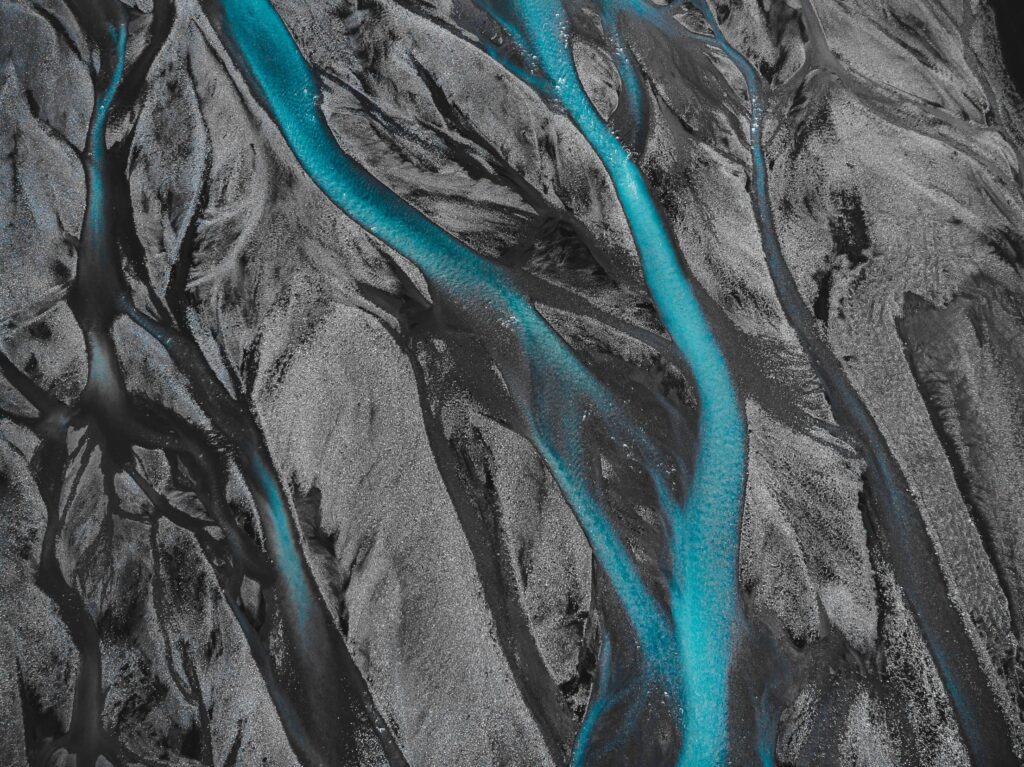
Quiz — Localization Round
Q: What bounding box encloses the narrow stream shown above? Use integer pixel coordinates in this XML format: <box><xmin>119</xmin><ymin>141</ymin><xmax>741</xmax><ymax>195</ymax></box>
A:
<box><xmin>686</xmin><ymin>1</ymin><xmax>1017</xmax><ymax>762</ymax></box>
<box><xmin>51</xmin><ymin>1</ymin><xmax>408</xmax><ymax>762</ymax></box>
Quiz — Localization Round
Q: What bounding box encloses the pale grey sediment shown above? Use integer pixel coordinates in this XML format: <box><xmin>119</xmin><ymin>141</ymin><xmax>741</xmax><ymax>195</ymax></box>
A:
<box><xmin>2</xmin><ymin>0</ymin><xmax>1024</xmax><ymax>764</ymax></box>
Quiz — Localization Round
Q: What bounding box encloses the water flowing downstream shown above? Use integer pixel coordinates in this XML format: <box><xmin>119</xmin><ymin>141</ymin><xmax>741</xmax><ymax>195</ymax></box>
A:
<box><xmin>474</xmin><ymin>2</ymin><xmax>747</xmax><ymax>763</ymax></box>
<box><xmin>5</xmin><ymin>0</ymin><xmax>1023</xmax><ymax>763</ymax></box>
